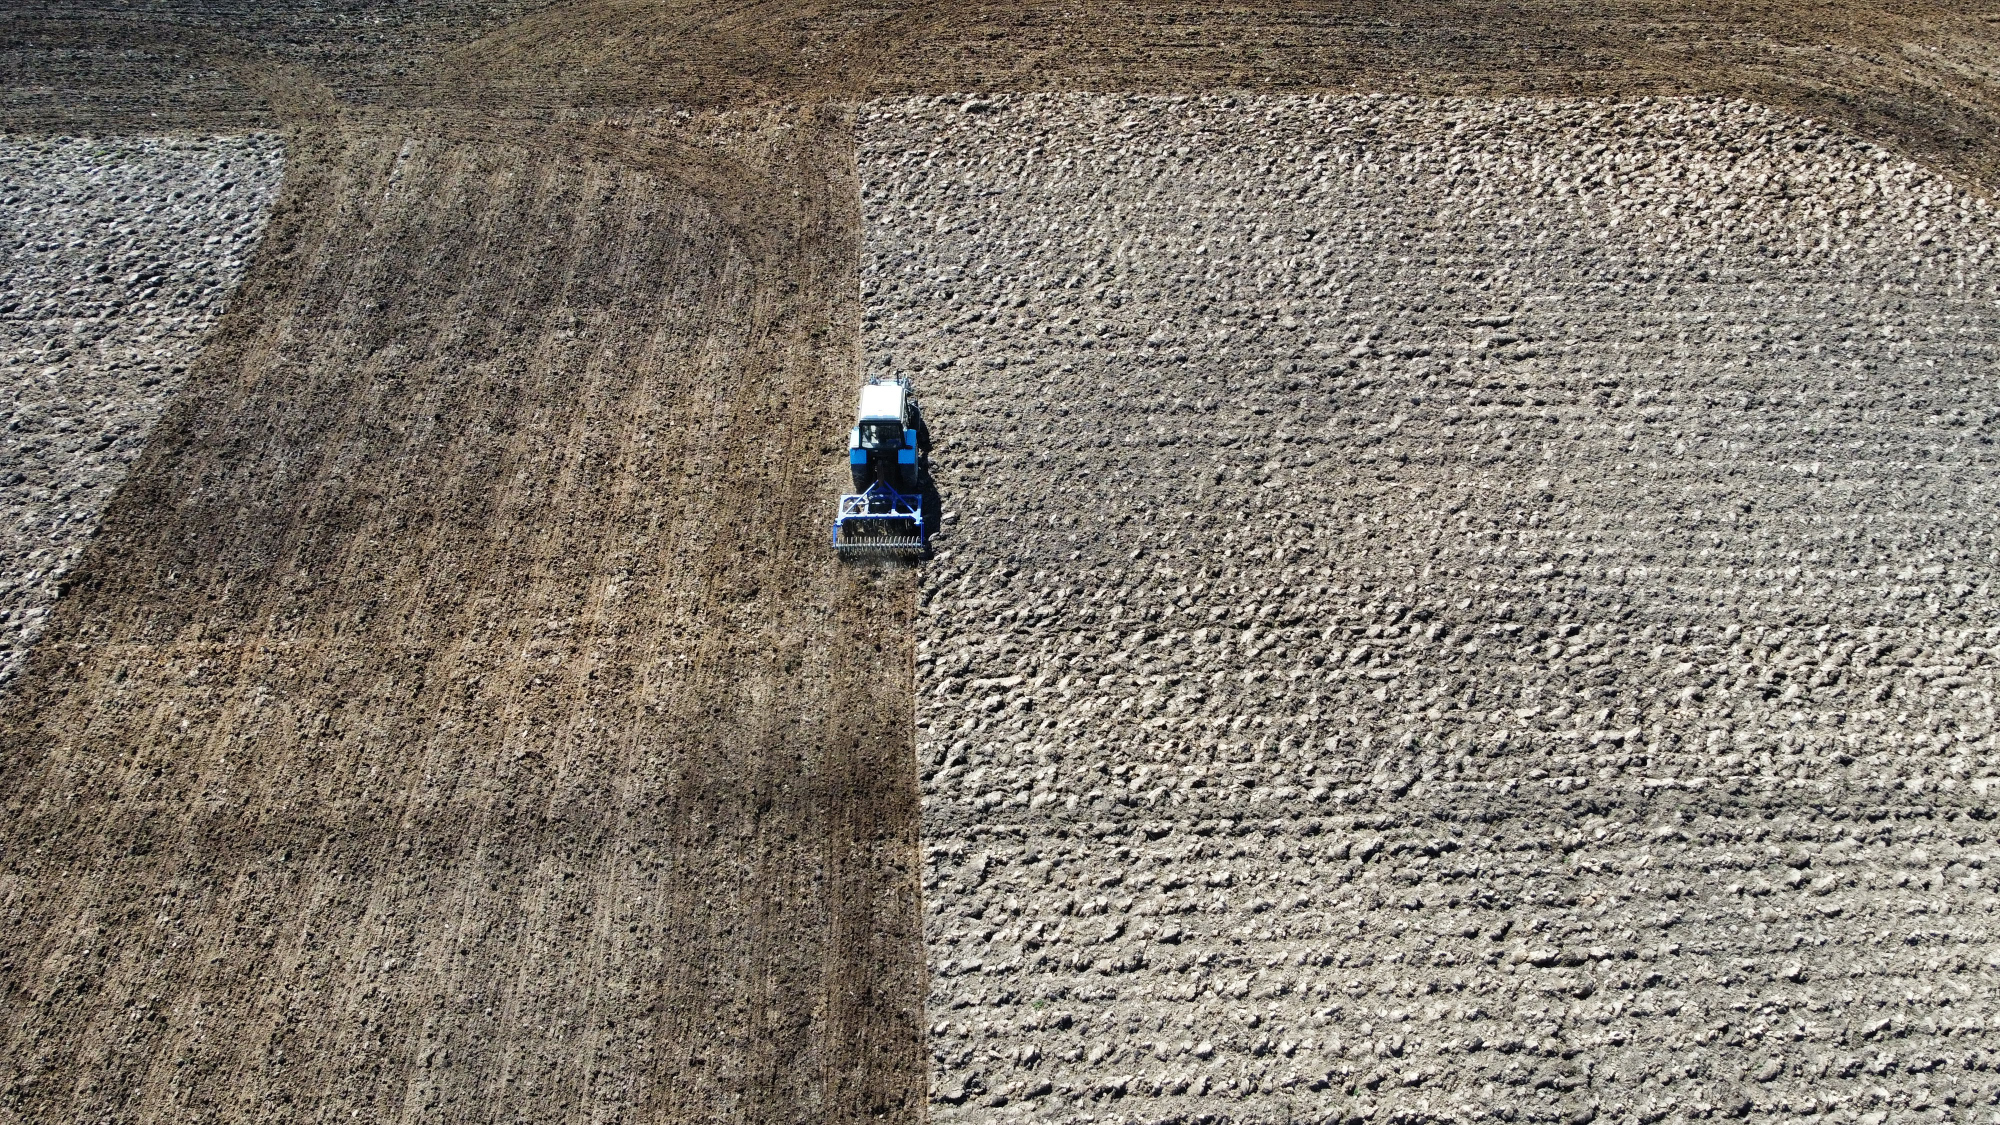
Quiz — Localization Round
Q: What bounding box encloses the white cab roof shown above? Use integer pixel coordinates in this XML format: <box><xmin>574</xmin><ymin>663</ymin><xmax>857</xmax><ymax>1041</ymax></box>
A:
<box><xmin>857</xmin><ymin>381</ymin><xmax>905</xmax><ymax>422</ymax></box>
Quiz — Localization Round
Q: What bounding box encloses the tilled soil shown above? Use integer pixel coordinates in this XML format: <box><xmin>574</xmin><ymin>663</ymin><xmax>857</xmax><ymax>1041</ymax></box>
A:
<box><xmin>865</xmin><ymin>94</ymin><xmax>2000</xmax><ymax>1123</ymax></box>
<box><xmin>15</xmin><ymin>3</ymin><xmax>2000</xmax><ymax>194</ymax></box>
<box><xmin>7</xmin><ymin>4</ymin><xmax>2000</xmax><ymax>1124</ymax></box>
<box><xmin>0</xmin><ymin>114</ymin><xmax>920</xmax><ymax>1123</ymax></box>
<box><xmin>0</xmin><ymin>133</ymin><xmax>282</xmax><ymax>687</ymax></box>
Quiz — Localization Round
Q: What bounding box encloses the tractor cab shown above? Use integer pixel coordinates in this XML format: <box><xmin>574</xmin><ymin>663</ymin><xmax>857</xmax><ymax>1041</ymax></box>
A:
<box><xmin>849</xmin><ymin>379</ymin><xmax>920</xmax><ymax>490</ymax></box>
<box><xmin>855</xmin><ymin>419</ymin><xmax>902</xmax><ymax>451</ymax></box>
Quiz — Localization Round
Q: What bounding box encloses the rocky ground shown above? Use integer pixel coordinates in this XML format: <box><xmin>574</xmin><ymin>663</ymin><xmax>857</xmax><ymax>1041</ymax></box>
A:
<box><xmin>863</xmin><ymin>95</ymin><xmax>2000</xmax><ymax>1124</ymax></box>
<box><xmin>0</xmin><ymin>133</ymin><xmax>282</xmax><ymax>685</ymax></box>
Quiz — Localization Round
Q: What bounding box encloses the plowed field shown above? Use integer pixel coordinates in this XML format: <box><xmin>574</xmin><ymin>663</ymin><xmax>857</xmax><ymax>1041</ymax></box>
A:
<box><xmin>875</xmin><ymin>92</ymin><xmax>2000</xmax><ymax>1122</ymax></box>
<box><xmin>5</xmin><ymin>4</ymin><xmax>2000</xmax><ymax>1123</ymax></box>
<box><xmin>0</xmin><ymin>116</ymin><xmax>923</xmax><ymax>1122</ymax></box>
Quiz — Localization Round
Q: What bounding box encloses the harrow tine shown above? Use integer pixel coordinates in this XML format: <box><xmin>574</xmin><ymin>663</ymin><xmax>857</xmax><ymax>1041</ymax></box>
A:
<box><xmin>833</xmin><ymin>526</ymin><xmax>924</xmax><ymax>557</ymax></box>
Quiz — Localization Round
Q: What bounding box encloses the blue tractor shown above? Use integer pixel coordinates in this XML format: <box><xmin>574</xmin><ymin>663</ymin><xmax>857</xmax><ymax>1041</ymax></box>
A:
<box><xmin>832</xmin><ymin>376</ymin><xmax>929</xmax><ymax>558</ymax></box>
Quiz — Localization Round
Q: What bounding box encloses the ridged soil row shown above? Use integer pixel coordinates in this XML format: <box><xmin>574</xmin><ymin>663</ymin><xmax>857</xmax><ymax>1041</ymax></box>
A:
<box><xmin>0</xmin><ymin>112</ymin><xmax>922</xmax><ymax>1124</ymax></box>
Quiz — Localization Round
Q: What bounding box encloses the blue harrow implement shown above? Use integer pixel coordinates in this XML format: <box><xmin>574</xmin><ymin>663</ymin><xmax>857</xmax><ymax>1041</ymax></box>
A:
<box><xmin>832</xmin><ymin>480</ymin><xmax>926</xmax><ymax>557</ymax></box>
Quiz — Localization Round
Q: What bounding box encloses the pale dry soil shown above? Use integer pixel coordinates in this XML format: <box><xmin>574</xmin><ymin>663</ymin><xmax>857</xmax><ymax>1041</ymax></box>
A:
<box><xmin>0</xmin><ymin>133</ymin><xmax>282</xmax><ymax>686</ymax></box>
<box><xmin>862</xmin><ymin>94</ymin><xmax>2000</xmax><ymax>1125</ymax></box>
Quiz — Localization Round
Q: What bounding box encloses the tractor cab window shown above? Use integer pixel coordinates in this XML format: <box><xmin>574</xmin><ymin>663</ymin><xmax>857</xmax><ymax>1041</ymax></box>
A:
<box><xmin>858</xmin><ymin>421</ymin><xmax>901</xmax><ymax>449</ymax></box>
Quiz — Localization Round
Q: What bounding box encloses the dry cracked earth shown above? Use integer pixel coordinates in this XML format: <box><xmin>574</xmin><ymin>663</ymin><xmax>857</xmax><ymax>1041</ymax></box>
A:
<box><xmin>864</xmin><ymin>95</ymin><xmax>2000</xmax><ymax>1124</ymax></box>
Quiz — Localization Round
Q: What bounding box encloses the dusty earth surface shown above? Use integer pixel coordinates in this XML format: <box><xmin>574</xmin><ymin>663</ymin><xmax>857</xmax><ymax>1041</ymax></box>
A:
<box><xmin>6</xmin><ymin>3</ymin><xmax>2000</xmax><ymax>1124</ymax></box>
<box><xmin>866</xmin><ymin>94</ymin><xmax>2000</xmax><ymax>1123</ymax></box>
<box><xmin>0</xmin><ymin>117</ymin><xmax>922</xmax><ymax>1123</ymax></box>
<box><xmin>0</xmin><ymin>133</ymin><xmax>282</xmax><ymax>687</ymax></box>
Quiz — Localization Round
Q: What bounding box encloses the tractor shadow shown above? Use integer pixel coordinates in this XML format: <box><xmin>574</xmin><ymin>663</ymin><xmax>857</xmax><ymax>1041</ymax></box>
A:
<box><xmin>912</xmin><ymin>404</ymin><xmax>945</xmax><ymax>561</ymax></box>
<box><xmin>916</xmin><ymin>462</ymin><xmax>944</xmax><ymax>561</ymax></box>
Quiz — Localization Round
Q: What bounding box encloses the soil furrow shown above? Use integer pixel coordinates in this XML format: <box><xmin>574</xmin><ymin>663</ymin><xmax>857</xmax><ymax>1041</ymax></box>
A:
<box><xmin>0</xmin><ymin>114</ymin><xmax>919</xmax><ymax>1123</ymax></box>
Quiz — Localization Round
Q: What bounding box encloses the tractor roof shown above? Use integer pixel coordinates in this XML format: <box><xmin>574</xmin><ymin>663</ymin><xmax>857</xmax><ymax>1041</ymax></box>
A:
<box><xmin>857</xmin><ymin>381</ymin><xmax>905</xmax><ymax>422</ymax></box>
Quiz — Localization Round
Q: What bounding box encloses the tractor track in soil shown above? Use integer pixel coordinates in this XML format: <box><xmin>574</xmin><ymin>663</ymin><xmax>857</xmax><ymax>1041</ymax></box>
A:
<box><xmin>3</xmin><ymin>3</ymin><xmax>2000</xmax><ymax>1122</ymax></box>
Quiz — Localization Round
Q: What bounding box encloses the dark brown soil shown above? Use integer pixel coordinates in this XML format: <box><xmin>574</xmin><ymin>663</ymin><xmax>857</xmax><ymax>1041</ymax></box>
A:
<box><xmin>0</xmin><ymin>114</ymin><xmax>922</xmax><ymax>1123</ymax></box>
<box><xmin>4</xmin><ymin>3</ymin><xmax>2000</xmax><ymax>1122</ymax></box>
<box><xmin>11</xmin><ymin>3</ymin><xmax>2000</xmax><ymax>189</ymax></box>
